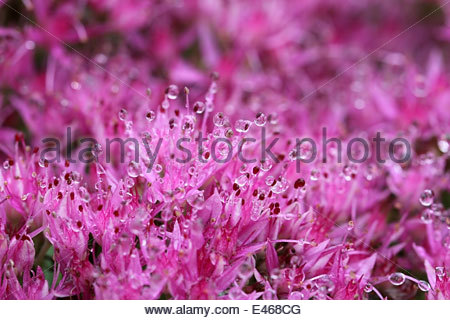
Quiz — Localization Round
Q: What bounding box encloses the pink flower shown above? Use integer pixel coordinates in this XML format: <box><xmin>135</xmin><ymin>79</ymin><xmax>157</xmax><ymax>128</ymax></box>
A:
<box><xmin>0</xmin><ymin>0</ymin><xmax>449</xmax><ymax>300</ymax></box>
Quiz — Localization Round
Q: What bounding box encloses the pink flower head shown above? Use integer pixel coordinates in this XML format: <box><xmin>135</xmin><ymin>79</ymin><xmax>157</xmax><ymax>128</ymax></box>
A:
<box><xmin>0</xmin><ymin>0</ymin><xmax>449</xmax><ymax>300</ymax></box>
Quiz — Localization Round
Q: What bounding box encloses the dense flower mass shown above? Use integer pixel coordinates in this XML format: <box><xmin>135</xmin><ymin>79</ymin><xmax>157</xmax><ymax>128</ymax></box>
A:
<box><xmin>0</xmin><ymin>0</ymin><xmax>450</xmax><ymax>300</ymax></box>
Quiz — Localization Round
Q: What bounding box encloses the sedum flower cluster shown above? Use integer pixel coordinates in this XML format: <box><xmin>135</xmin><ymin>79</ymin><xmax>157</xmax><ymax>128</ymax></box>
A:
<box><xmin>0</xmin><ymin>0</ymin><xmax>449</xmax><ymax>299</ymax></box>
